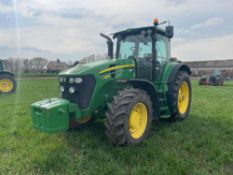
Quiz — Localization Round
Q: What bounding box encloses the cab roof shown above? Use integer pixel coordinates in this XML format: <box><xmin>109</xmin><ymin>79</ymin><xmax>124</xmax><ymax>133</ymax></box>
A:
<box><xmin>113</xmin><ymin>26</ymin><xmax>166</xmax><ymax>38</ymax></box>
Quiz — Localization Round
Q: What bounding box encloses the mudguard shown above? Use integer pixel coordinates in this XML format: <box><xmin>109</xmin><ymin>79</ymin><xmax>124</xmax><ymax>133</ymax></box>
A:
<box><xmin>117</xmin><ymin>79</ymin><xmax>160</xmax><ymax>120</ymax></box>
<box><xmin>167</xmin><ymin>63</ymin><xmax>191</xmax><ymax>83</ymax></box>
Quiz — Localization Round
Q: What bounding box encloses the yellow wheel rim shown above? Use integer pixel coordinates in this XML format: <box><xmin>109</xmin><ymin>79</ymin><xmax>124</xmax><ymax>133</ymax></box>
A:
<box><xmin>0</xmin><ymin>79</ymin><xmax>13</xmax><ymax>93</ymax></box>
<box><xmin>178</xmin><ymin>81</ymin><xmax>190</xmax><ymax>114</ymax></box>
<box><xmin>129</xmin><ymin>103</ymin><xmax>148</xmax><ymax>139</ymax></box>
<box><xmin>77</xmin><ymin>116</ymin><xmax>91</xmax><ymax>124</ymax></box>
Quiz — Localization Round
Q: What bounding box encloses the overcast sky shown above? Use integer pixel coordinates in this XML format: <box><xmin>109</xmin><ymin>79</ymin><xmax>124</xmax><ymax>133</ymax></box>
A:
<box><xmin>0</xmin><ymin>0</ymin><xmax>232</xmax><ymax>61</ymax></box>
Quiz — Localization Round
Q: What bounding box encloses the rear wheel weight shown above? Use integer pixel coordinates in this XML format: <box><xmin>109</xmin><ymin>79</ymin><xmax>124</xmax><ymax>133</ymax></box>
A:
<box><xmin>105</xmin><ymin>88</ymin><xmax>153</xmax><ymax>146</ymax></box>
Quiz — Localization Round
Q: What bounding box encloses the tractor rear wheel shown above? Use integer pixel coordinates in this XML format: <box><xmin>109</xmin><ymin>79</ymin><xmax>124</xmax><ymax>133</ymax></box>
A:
<box><xmin>105</xmin><ymin>88</ymin><xmax>153</xmax><ymax>146</ymax></box>
<box><xmin>0</xmin><ymin>74</ymin><xmax>16</xmax><ymax>94</ymax></box>
<box><xmin>169</xmin><ymin>71</ymin><xmax>191</xmax><ymax>121</ymax></box>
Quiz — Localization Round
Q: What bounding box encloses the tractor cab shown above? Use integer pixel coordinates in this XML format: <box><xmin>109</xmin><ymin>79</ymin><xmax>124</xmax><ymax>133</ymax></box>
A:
<box><xmin>0</xmin><ymin>59</ymin><xmax>12</xmax><ymax>72</ymax></box>
<box><xmin>101</xmin><ymin>20</ymin><xmax>173</xmax><ymax>82</ymax></box>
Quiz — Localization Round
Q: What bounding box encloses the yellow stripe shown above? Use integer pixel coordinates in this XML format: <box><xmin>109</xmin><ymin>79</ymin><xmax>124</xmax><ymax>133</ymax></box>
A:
<box><xmin>99</xmin><ymin>64</ymin><xmax>135</xmax><ymax>74</ymax></box>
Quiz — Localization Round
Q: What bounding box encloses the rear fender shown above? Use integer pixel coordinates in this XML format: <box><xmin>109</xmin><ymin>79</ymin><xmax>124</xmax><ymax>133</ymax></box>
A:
<box><xmin>167</xmin><ymin>63</ymin><xmax>191</xmax><ymax>83</ymax></box>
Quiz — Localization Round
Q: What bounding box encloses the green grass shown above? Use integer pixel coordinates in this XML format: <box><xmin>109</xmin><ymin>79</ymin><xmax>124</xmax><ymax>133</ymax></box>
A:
<box><xmin>15</xmin><ymin>73</ymin><xmax>58</xmax><ymax>78</ymax></box>
<box><xmin>0</xmin><ymin>79</ymin><xmax>233</xmax><ymax>175</ymax></box>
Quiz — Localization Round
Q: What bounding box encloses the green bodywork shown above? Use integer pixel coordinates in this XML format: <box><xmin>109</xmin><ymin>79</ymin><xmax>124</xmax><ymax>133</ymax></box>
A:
<box><xmin>31</xmin><ymin>25</ymin><xmax>191</xmax><ymax>133</ymax></box>
<box><xmin>60</xmin><ymin>59</ymin><xmax>135</xmax><ymax>117</ymax></box>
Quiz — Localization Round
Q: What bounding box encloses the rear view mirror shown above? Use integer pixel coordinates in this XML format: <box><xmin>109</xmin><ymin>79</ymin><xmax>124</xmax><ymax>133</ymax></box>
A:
<box><xmin>165</xmin><ymin>26</ymin><xmax>173</xmax><ymax>38</ymax></box>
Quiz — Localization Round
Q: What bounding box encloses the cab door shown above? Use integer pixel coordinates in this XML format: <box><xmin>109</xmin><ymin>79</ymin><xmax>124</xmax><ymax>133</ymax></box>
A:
<box><xmin>118</xmin><ymin>31</ymin><xmax>153</xmax><ymax>80</ymax></box>
<box><xmin>136</xmin><ymin>39</ymin><xmax>153</xmax><ymax>80</ymax></box>
<box><xmin>154</xmin><ymin>34</ymin><xmax>170</xmax><ymax>82</ymax></box>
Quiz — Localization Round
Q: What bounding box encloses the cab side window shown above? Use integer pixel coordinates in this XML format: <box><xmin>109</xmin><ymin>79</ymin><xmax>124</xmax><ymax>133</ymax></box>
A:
<box><xmin>156</xmin><ymin>34</ymin><xmax>170</xmax><ymax>64</ymax></box>
<box><xmin>138</xmin><ymin>42</ymin><xmax>152</xmax><ymax>58</ymax></box>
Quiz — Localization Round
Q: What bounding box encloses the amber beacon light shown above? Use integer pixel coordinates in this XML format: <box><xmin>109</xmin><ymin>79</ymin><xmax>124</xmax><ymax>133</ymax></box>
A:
<box><xmin>153</xmin><ymin>18</ymin><xmax>159</xmax><ymax>25</ymax></box>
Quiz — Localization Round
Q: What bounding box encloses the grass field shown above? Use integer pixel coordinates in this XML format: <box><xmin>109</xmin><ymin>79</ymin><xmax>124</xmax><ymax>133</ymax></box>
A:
<box><xmin>15</xmin><ymin>73</ymin><xmax>58</xmax><ymax>79</ymax></box>
<box><xmin>0</xmin><ymin>78</ymin><xmax>233</xmax><ymax>175</ymax></box>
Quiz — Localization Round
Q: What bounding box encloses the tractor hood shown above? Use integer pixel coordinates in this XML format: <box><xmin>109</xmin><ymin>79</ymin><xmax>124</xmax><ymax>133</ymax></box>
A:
<box><xmin>60</xmin><ymin>59</ymin><xmax>118</xmax><ymax>76</ymax></box>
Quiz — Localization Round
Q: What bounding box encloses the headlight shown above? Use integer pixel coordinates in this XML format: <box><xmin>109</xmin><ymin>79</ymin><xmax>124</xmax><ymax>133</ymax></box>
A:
<box><xmin>60</xmin><ymin>77</ymin><xmax>66</xmax><ymax>83</ymax></box>
<box><xmin>63</xmin><ymin>77</ymin><xmax>67</xmax><ymax>82</ymax></box>
<box><xmin>75</xmin><ymin>77</ymin><xmax>83</xmax><ymax>84</ymax></box>
<box><xmin>69</xmin><ymin>87</ymin><xmax>75</xmax><ymax>94</ymax></box>
<box><xmin>60</xmin><ymin>86</ymin><xmax>65</xmax><ymax>92</ymax></box>
<box><xmin>69</xmin><ymin>77</ymin><xmax>74</xmax><ymax>83</ymax></box>
<box><xmin>59</xmin><ymin>77</ymin><xmax>63</xmax><ymax>83</ymax></box>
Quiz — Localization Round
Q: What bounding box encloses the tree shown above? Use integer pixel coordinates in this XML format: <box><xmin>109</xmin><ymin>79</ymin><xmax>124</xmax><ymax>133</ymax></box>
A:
<box><xmin>23</xmin><ymin>58</ymin><xmax>30</xmax><ymax>73</ymax></box>
<box><xmin>30</xmin><ymin>57</ymin><xmax>48</xmax><ymax>73</ymax></box>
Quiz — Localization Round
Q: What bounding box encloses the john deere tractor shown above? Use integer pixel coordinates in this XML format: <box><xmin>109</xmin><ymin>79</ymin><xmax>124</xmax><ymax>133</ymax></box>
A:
<box><xmin>0</xmin><ymin>59</ymin><xmax>16</xmax><ymax>94</ymax></box>
<box><xmin>31</xmin><ymin>19</ymin><xmax>192</xmax><ymax>146</ymax></box>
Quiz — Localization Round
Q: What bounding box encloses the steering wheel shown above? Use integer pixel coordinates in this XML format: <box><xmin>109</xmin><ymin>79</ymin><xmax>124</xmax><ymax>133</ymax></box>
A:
<box><xmin>143</xmin><ymin>54</ymin><xmax>152</xmax><ymax>62</ymax></box>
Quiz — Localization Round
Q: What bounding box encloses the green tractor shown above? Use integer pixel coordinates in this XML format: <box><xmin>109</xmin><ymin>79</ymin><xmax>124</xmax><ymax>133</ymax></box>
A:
<box><xmin>199</xmin><ymin>69</ymin><xmax>224</xmax><ymax>86</ymax></box>
<box><xmin>0</xmin><ymin>59</ymin><xmax>16</xmax><ymax>94</ymax></box>
<box><xmin>31</xmin><ymin>19</ymin><xmax>192</xmax><ymax>146</ymax></box>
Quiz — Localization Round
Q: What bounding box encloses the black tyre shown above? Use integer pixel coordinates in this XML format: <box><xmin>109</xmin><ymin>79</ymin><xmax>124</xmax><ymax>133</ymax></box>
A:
<box><xmin>168</xmin><ymin>71</ymin><xmax>192</xmax><ymax>121</ymax></box>
<box><xmin>105</xmin><ymin>88</ymin><xmax>153</xmax><ymax>146</ymax></box>
<box><xmin>0</xmin><ymin>74</ymin><xmax>16</xmax><ymax>94</ymax></box>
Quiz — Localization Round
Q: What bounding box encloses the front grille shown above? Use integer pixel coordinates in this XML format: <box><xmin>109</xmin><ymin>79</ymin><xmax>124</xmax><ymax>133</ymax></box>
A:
<box><xmin>59</xmin><ymin>75</ymin><xmax>96</xmax><ymax>109</ymax></box>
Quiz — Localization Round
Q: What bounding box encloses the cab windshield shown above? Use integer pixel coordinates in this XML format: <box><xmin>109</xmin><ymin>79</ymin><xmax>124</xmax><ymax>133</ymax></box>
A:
<box><xmin>117</xmin><ymin>31</ymin><xmax>152</xmax><ymax>60</ymax></box>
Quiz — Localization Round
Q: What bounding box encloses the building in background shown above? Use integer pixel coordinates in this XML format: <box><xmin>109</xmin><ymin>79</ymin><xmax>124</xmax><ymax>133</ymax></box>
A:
<box><xmin>46</xmin><ymin>59</ymin><xmax>68</xmax><ymax>73</ymax></box>
<box><xmin>184</xmin><ymin>59</ymin><xmax>233</xmax><ymax>79</ymax></box>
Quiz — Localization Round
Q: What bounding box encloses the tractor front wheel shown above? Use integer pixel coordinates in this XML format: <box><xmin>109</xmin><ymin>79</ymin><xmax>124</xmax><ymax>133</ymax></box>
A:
<box><xmin>105</xmin><ymin>88</ymin><xmax>153</xmax><ymax>146</ymax></box>
<box><xmin>169</xmin><ymin>71</ymin><xmax>192</xmax><ymax>121</ymax></box>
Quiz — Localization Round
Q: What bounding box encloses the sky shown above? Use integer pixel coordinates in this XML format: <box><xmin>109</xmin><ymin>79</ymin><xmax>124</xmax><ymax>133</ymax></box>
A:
<box><xmin>0</xmin><ymin>0</ymin><xmax>232</xmax><ymax>61</ymax></box>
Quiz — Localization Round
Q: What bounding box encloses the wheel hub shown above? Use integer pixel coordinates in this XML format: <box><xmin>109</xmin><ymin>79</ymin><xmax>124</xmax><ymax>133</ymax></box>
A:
<box><xmin>0</xmin><ymin>79</ymin><xmax>13</xmax><ymax>93</ymax></box>
<box><xmin>178</xmin><ymin>81</ymin><xmax>189</xmax><ymax>114</ymax></box>
<box><xmin>129</xmin><ymin>103</ymin><xmax>148</xmax><ymax>139</ymax></box>
<box><xmin>129</xmin><ymin>110</ymin><xmax>140</xmax><ymax>129</ymax></box>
